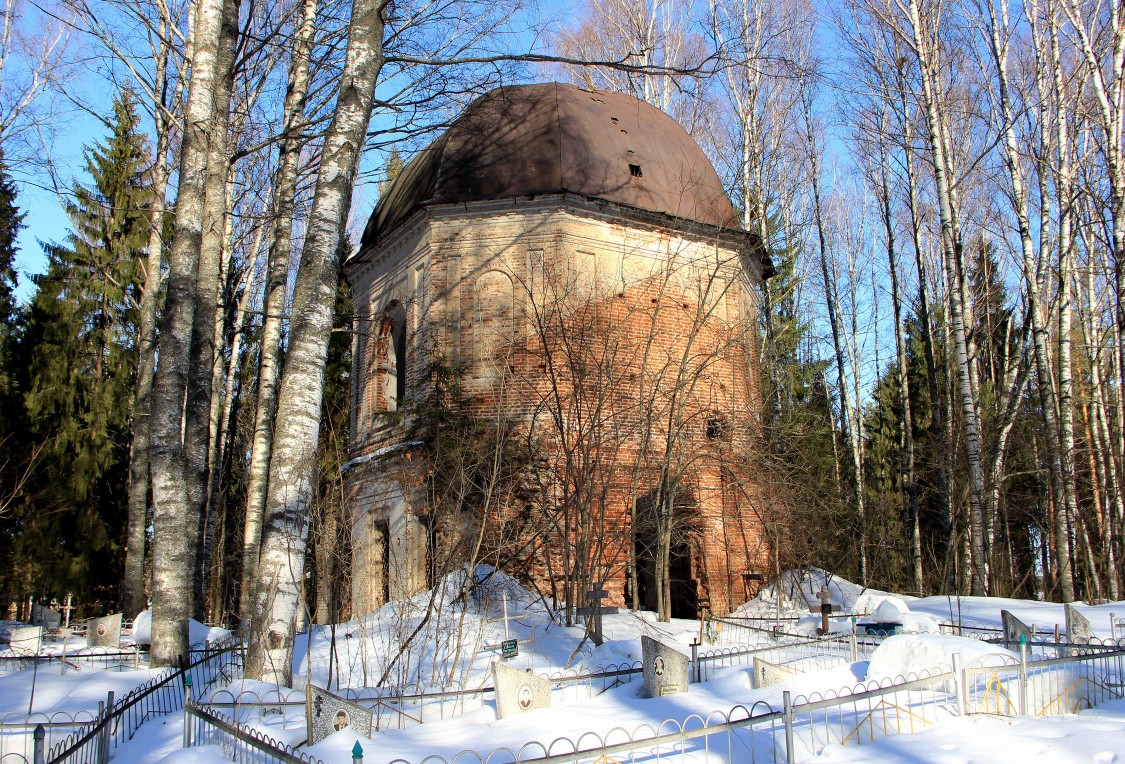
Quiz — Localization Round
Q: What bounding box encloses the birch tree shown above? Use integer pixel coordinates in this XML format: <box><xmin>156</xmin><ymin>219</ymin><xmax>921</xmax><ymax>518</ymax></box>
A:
<box><xmin>148</xmin><ymin>0</ymin><xmax>241</xmax><ymax>665</ymax></box>
<box><xmin>245</xmin><ymin>0</ymin><xmax>389</xmax><ymax>685</ymax></box>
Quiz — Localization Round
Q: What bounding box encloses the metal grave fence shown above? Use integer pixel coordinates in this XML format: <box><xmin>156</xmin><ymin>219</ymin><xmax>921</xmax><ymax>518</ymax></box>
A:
<box><xmin>20</xmin><ymin>638</ymin><xmax>244</xmax><ymax>764</ymax></box>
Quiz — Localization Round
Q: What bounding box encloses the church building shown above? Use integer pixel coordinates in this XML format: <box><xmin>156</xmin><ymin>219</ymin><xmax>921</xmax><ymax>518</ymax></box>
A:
<box><xmin>344</xmin><ymin>82</ymin><xmax>773</xmax><ymax>620</ymax></box>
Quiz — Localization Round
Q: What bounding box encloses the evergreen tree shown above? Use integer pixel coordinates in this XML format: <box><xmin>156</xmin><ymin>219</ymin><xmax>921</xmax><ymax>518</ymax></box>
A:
<box><xmin>0</xmin><ymin>149</ymin><xmax>24</xmax><ymax>332</ymax></box>
<box><xmin>8</xmin><ymin>89</ymin><xmax>153</xmax><ymax>610</ymax></box>
<box><xmin>0</xmin><ymin>149</ymin><xmax>27</xmax><ymax>608</ymax></box>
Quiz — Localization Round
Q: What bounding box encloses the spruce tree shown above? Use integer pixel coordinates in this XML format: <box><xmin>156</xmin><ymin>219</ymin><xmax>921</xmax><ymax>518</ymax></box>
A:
<box><xmin>0</xmin><ymin>149</ymin><xmax>26</xmax><ymax>609</ymax></box>
<box><xmin>0</xmin><ymin>150</ymin><xmax>23</xmax><ymax>332</ymax></box>
<box><xmin>11</xmin><ymin>89</ymin><xmax>153</xmax><ymax>610</ymax></box>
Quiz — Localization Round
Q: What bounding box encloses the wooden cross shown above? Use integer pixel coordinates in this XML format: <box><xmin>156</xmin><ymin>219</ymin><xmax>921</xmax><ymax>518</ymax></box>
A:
<box><xmin>817</xmin><ymin>586</ymin><xmax>833</xmax><ymax>635</ymax></box>
<box><xmin>587</xmin><ymin>583</ymin><xmax>609</xmax><ymax>647</ymax></box>
<box><xmin>60</xmin><ymin>592</ymin><xmax>76</xmax><ymax>629</ymax></box>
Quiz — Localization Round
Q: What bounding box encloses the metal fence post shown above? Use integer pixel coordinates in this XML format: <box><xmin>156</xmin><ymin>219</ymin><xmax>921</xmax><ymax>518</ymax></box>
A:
<box><xmin>99</xmin><ymin>690</ymin><xmax>115</xmax><ymax>763</ymax></box>
<box><xmin>183</xmin><ymin>674</ymin><xmax>193</xmax><ymax>748</ymax></box>
<box><xmin>691</xmin><ymin>641</ymin><xmax>699</xmax><ymax>683</ymax></box>
<box><xmin>352</xmin><ymin>741</ymin><xmax>364</xmax><ymax>763</ymax></box>
<box><xmin>849</xmin><ymin>631</ymin><xmax>858</xmax><ymax>663</ymax></box>
<box><xmin>33</xmin><ymin>723</ymin><xmax>45</xmax><ymax>764</ymax></box>
<box><xmin>782</xmin><ymin>690</ymin><xmax>796</xmax><ymax>764</ymax></box>
<box><xmin>1018</xmin><ymin>637</ymin><xmax>1028</xmax><ymax>716</ymax></box>
<box><xmin>952</xmin><ymin>653</ymin><xmax>965</xmax><ymax>716</ymax></box>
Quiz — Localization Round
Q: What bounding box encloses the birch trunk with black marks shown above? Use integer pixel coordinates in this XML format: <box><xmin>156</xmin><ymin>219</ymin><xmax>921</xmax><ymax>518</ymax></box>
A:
<box><xmin>149</xmin><ymin>0</ymin><xmax>240</xmax><ymax>665</ymax></box>
<box><xmin>119</xmin><ymin>0</ymin><xmax>186</xmax><ymax>622</ymax></box>
<box><xmin>1080</xmin><ymin>234</ymin><xmax>1123</xmax><ymax>598</ymax></box>
<box><xmin>186</xmin><ymin>0</ymin><xmax>240</xmax><ymax>620</ymax></box>
<box><xmin>985</xmin><ymin>0</ymin><xmax>1075</xmax><ymax>598</ymax></box>
<box><xmin>245</xmin><ymin>0</ymin><xmax>388</xmax><ymax>685</ymax></box>
<box><xmin>894</xmin><ymin>69</ymin><xmax>952</xmax><ymax>566</ymax></box>
<box><xmin>123</xmin><ymin>111</ymin><xmax>171</xmax><ymax>620</ymax></box>
<box><xmin>874</xmin><ymin>108</ymin><xmax>921</xmax><ymax>593</ymax></box>
<box><xmin>240</xmin><ymin>0</ymin><xmax>319</xmax><ymax>623</ymax></box>
<box><xmin>803</xmin><ymin>90</ymin><xmax>867</xmax><ymax>584</ymax></box>
<box><xmin>196</xmin><ymin>178</ymin><xmax>238</xmax><ymax>613</ymax></box>
<box><xmin>906</xmin><ymin>0</ymin><xmax>989</xmax><ymax>594</ymax></box>
<box><xmin>1063</xmin><ymin>0</ymin><xmax>1125</xmax><ymax>598</ymax></box>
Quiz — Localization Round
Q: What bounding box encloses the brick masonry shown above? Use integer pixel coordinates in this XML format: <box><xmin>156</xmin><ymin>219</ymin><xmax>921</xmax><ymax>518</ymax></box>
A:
<box><xmin>344</xmin><ymin>194</ymin><xmax>771</xmax><ymax>618</ymax></box>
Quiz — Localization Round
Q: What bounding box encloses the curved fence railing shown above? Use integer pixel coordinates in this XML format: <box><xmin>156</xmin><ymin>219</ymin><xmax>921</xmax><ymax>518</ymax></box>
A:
<box><xmin>280</xmin><ymin>641</ymin><xmax>1121</xmax><ymax>764</ymax></box>
<box><xmin>0</xmin><ymin>648</ymin><xmax>146</xmax><ymax>677</ymax></box>
<box><xmin>38</xmin><ymin>638</ymin><xmax>242</xmax><ymax>764</ymax></box>
<box><xmin>184</xmin><ymin>703</ymin><xmax>329</xmax><ymax>764</ymax></box>
<box><xmin>195</xmin><ymin>632</ymin><xmax>865</xmax><ymax>737</ymax></box>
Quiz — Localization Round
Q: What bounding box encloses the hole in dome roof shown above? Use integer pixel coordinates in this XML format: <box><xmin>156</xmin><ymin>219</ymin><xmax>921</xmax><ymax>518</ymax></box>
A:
<box><xmin>629</xmin><ymin>164</ymin><xmax>643</xmax><ymax>177</ymax></box>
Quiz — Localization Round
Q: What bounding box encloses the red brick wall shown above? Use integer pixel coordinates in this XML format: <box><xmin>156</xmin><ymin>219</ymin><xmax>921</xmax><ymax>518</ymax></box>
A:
<box><xmin>346</xmin><ymin>206</ymin><xmax>771</xmax><ymax>617</ymax></box>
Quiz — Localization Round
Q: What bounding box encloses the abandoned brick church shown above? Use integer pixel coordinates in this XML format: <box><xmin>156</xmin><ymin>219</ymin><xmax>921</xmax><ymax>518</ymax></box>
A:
<box><xmin>343</xmin><ymin>82</ymin><xmax>774</xmax><ymax>619</ymax></box>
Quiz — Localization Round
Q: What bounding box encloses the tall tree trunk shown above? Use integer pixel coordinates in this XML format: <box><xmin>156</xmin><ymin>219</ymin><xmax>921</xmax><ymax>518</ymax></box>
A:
<box><xmin>240</xmin><ymin>0</ymin><xmax>319</xmax><ymax>624</ymax></box>
<box><xmin>149</xmin><ymin>0</ymin><xmax>241</xmax><ymax>666</ymax></box>
<box><xmin>875</xmin><ymin>108</ymin><xmax>921</xmax><ymax>594</ymax></box>
<box><xmin>1081</xmin><ymin>237</ymin><xmax>1123</xmax><ymax>598</ymax></box>
<box><xmin>196</xmin><ymin>177</ymin><xmax>238</xmax><ymax>616</ymax></box>
<box><xmin>895</xmin><ymin>70</ymin><xmax>952</xmax><ymax>574</ymax></box>
<box><xmin>986</xmin><ymin>0</ymin><xmax>1075</xmax><ymax>599</ymax></box>
<box><xmin>906</xmin><ymin>0</ymin><xmax>989</xmax><ymax>595</ymax></box>
<box><xmin>123</xmin><ymin>110</ymin><xmax>171</xmax><ymax>619</ymax></box>
<box><xmin>803</xmin><ymin>90</ymin><xmax>866</xmax><ymax>584</ymax></box>
<box><xmin>245</xmin><ymin>0</ymin><xmax>388</xmax><ymax>686</ymax></box>
<box><xmin>185</xmin><ymin>0</ymin><xmax>240</xmax><ymax>621</ymax></box>
<box><xmin>1063</xmin><ymin>0</ymin><xmax>1125</xmax><ymax>599</ymax></box>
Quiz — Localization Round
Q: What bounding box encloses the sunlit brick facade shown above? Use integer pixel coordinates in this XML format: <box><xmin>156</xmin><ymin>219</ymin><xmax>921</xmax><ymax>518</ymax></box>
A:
<box><xmin>344</xmin><ymin>84</ymin><xmax>772</xmax><ymax>619</ymax></box>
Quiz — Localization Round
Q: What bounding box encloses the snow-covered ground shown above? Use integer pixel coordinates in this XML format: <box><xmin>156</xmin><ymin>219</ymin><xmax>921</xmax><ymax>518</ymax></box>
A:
<box><xmin>3</xmin><ymin>569</ymin><xmax>1125</xmax><ymax>763</ymax></box>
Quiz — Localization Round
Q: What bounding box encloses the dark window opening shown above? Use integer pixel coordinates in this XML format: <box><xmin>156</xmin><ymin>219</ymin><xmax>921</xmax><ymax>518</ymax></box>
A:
<box><xmin>706</xmin><ymin>414</ymin><xmax>731</xmax><ymax>441</ymax></box>
<box><xmin>629</xmin><ymin>164</ymin><xmax>643</xmax><ymax>177</ymax></box>
<box><xmin>375</xmin><ymin>302</ymin><xmax>407</xmax><ymax>414</ymax></box>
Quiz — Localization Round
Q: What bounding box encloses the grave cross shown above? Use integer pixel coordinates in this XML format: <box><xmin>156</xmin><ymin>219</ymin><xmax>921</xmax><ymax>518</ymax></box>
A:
<box><xmin>587</xmin><ymin>583</ymin><xmax>609</xmax><ymax>646</ymax></box>
<box><xmin>817</xmin><ymin>586</ymin><xmax>833</xmax><ymax>635</ymax></box>
<box><xmin>502</xmin><ymin>593</ymin><xmax>510</xmax><ymax>641</ymax></box>
<box><xmin>60</xmin><ymin>593</ymin><xmax>75</xmax><ymax>629</ymax></box>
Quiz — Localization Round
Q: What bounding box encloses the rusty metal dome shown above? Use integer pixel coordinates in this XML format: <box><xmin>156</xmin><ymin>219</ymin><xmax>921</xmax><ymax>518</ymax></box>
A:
<box><xmin>360</xmin><ymin>82</ymin><xmax>740</xmax><ymax>248</ymax></box>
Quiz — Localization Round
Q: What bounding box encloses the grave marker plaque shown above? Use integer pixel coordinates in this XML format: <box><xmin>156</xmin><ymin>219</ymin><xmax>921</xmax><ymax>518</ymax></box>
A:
<box><xmin>9</xmin><ymin>626</ymin><xmax>43</xmax><ymax>656</ymax></box>
<box><xmin>641</xmin><ymin>635</ymin><xmax>689</xmax><ymax>698</ymax></box>
<box><xmin>306</xmin><ymin>685</ymin><xmax>373</xmax><ymax>744</ymax></box>
<box><xmin>1064</xmin><ymin>604</ymin><xmax>1092</xmax><ymax>642</ymax></box>
<box><xmin>1001</xmin><ymin>610</ymin><xmax>1033</xmax><ymax>649</ymax></box>
<box><xmin>88</xmin><ymin>613</ymin><xmax>123</xmax><ymax>648</ymax></box>
<box><xmin>500</xmin><ymin>639</ymin><xmax>518</xmax><ymax>659</ymax></box>
<box><xmin>492</xmin><ymin>661</ymin><xmax>551</xmax><ymax>719</ymax></box>
<box><xmin>752</xmin><ymin>657</ymin><xmax>799</xmax><ymax>689</ymax></box>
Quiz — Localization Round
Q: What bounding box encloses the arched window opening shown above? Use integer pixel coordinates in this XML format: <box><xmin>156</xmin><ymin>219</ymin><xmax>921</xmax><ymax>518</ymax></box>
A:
<box><xmin>374</xmin><ymin>301</ymin><xmax>407</xmax><ymax>414</ymax></box>
<box><xmin>475</xmin><ymin>270</ymin><xmax>515</xmax><ymax>365</ymax></box>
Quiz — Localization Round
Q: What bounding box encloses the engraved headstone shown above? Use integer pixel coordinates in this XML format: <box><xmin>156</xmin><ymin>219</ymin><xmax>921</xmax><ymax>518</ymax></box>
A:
<box><xmin>641</xmin><ymin>635</ymin><xmax>690</xmax><ymax>698</ymax></box>
<box><xmin>42</xmin><ymin>609</ymin><xmax>60</xmax><ymax>631</ymax></box>
<box><xmin>1065</xmin><ymin>605</ymin><xmax>1092</xmax><ymax>642</ymax></box>
<box><xmin>88</xmin><ymin>613</ymin><xmax>123</xmax><ymax>648</ymax></box>
<box><xmin>492</xmin><ymin>661</ymin><xmax>551</xmax><ymax>719</ymax></box>
<box><xmin>306</xmin><ymin>685</ymin><xmax>373</xmax><ymax>744</ymax></box>
<box><xmin>1001</xmin><ymin>610</ymin><xmax>1033</xmax><ymax>648</ymax></box>
<box><xmin>9</xmin><ymin>626</ymin><xmax>43</xmax><ymax>656</ymax></box>
<box><xmin>752</xmin><ymin>657</ymin><xmax>800</xmax><ymax>689</ymax></box>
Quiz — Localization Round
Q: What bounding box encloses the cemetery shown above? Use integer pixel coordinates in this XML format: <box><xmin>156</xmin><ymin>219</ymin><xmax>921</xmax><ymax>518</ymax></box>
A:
<box><xmin>2</xmin><ymin>568</ymin><xmax>1125</xmax><ymax>763</ymax></box>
